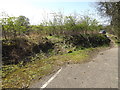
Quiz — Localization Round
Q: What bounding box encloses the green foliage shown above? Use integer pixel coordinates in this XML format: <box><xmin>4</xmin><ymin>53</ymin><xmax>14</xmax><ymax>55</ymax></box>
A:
<box><xmin>64</xmin><ymin>34</ymin><xmax>111</xmax><ymax>48</ymax></box>
<box><xmin>39</xmin><ymin>11</ymin><xmax>103</xmax><ymax>36</ymax></box>
<box><xmin>1</xmin><ymin>11</ymin><xmax>104</xmax><ymax>39</ymax></box>
<box><xmin>96</xmin><ymin>2</ymin><xmax>120</xmax><ymax>38</ymax></box>
<box><xmin>64</xmin><ymin>15</ymin><xmax>76</xmax><ymax>31</ymax></box>
<box><xmin>2</xmin><ymin>65</ymin><xmax>19</xmax><ymax>78</ymax></box>
<box><xmin>15</xmin><ymin>15</ymin><xmax>30</xmax><ymax>35</ymax></box>
<box><xmin>1</xmin><ymin>16</ymin><xmax>16</xmax><ymax>39</ymax></box>
<box><xmin>0</xmin><ymin>13</ymin><xmax>30</xmax><ymax>40</ymax></box>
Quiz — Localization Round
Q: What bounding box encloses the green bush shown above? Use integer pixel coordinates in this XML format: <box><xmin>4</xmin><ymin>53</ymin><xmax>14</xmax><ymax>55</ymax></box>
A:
<box><xmin>64</xmin><ymin>34</ymin><xmax>111</xmax><ymax>48</ymax></box>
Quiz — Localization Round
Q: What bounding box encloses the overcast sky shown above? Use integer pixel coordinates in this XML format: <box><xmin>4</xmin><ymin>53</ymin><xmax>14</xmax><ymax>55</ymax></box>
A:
<box><xmin>0</xmin><ymin>0</ymin><xmax>111</xmax><ymax>25</ymax></box>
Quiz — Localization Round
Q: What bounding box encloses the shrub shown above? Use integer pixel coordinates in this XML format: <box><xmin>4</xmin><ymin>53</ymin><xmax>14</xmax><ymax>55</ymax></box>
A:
<box><xmin>64</xmin><ymin>34</ymin><xmax>111</xmax><ymax>48</ymax></box>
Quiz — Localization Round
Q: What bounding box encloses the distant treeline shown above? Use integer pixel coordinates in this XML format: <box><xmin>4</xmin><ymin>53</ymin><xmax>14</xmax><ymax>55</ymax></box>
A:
<box><xmin>0</xmin><ymin>11</ymin><xmax>107</xmax><ymax>40</ymax></box>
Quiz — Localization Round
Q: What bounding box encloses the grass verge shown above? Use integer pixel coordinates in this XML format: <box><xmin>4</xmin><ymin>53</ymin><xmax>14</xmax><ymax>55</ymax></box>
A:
<box><xmin>2</xmin><ymin>46</ymin><xmax>108</xmax><ymax>88</ymax></box>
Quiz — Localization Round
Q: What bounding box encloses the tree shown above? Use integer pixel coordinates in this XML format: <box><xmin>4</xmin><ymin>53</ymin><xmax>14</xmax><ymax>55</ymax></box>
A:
<box><xmin>7</xmin><ymin>17</ymin><xmax>16</xmax><ymax>38</ymax></box>
<box><xmin>80</xmin><ymin>16</ymin><xmax>90</xmax><ymax>34</ymax></box>
<box><xmin>47</xmin><ymin>12</ymin><xmax>64</xmax><ymax>35</ymax></box>
<box><xmin>0</xmin><ymin>14</ymin><xmax>30</xmax><ymax>39</ymax></box>
<box><xmin>15</xmin><ymin>15</ymin><xmax>30</xmax><ymax>35</ymax></box>
<box><xmin>0</xmin><ymin>15</ymin><xmax>16</xmax><ymax>39</ymax></box>
<box><xmin>89</xmin><ymin>19</ymin><xmax>99</xmax><ymax>33</ymax></box>
<box><xmin>64</xmin><ymin>15</ymin><xmax>77</xmax><ymax>32</ymax></box>
<box><xmin>96</xmin><ymin>2</ymin><xmax>120</xmax><ymax>38</ymax></box>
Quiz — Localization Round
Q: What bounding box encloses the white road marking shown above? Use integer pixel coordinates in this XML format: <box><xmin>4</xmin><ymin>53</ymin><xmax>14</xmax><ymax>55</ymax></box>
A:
<box><xmin>40</xmin><ymin>68</ymin><xmax>62</xmax><ymax>89</ymax></box>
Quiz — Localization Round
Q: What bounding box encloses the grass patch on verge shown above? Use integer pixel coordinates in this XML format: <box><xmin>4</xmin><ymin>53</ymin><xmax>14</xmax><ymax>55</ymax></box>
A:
<box><xmin>2</xmin><ymin>47</ymin><xmax>106</xmax><ymax>88</ymax></box>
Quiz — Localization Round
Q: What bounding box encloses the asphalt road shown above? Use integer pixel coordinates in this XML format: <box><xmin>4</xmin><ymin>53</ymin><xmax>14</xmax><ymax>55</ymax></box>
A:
<box><xmin>30</xmin><ymin>47</ymin><xmax>118</xmax><ymax>88</ymax></box>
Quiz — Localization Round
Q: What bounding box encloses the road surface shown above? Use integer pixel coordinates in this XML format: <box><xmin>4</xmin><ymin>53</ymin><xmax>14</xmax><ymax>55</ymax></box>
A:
<box><xmin>29</xmin><ymin>47</ymin><xmax>118</xmax><ymax>88</ymax></box>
